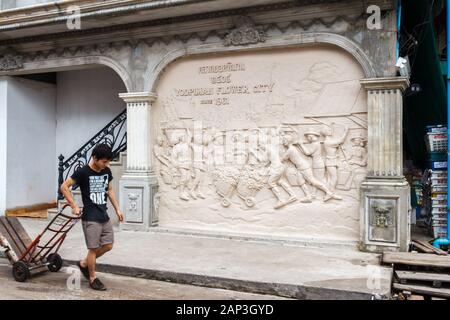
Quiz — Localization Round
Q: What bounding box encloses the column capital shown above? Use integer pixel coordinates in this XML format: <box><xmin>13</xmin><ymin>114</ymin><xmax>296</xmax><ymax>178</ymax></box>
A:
<box><xmin>360</xmin><ymin>77</ymin><xmax>410</xmax><ymax>92</ymax></box>
<box><xmin>119</xmin><ymin>92</ymin><xmax>157</xmax><ymax>103</ymax></box>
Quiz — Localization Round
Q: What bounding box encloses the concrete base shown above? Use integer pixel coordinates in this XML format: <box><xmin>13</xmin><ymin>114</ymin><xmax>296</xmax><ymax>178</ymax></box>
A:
<box><xmin>119</xmin><ymin>172</ymin><xmax>159</xmax><ymax>232</ymax></box>
<box><xmin>360</xmin><ymin>177</ymin><xmax>411</xmax><ymax>253</ymax></box>
<box><xmin>19</xmin><ymin>218</ymin><xmax>393</xmax><ymax>300</ymax></box>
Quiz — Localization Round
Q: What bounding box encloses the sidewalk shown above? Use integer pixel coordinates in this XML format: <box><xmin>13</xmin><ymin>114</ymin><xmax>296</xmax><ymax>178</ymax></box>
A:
<box><xmin>17</xmin><ymin>218</ymin><xmax>392</xmax><ymax>300</ymax></box>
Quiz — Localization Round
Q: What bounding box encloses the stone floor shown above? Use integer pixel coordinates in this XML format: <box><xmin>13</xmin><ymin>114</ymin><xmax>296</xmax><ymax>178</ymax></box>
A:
<box><xmin>9</xmin><ymin>218</ymin><xmax>392</xmax><ymax>300</ymax></box>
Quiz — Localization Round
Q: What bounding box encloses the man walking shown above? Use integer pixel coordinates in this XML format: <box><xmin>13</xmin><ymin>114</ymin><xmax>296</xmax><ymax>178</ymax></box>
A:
<box><xmin>282</xmin><ymin>134</ymin><xmax>342</xmax><ymax>202</ymax></box>
<box><xmin>60</xmin><ymin>144</ymin><xmax>124</xmax><ymax>291</ymax></box>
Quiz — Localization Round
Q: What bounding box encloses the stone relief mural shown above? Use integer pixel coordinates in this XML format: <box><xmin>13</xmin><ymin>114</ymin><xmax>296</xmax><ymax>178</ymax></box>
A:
<box><xmin>153</xmin><ymin>122</ymin><xmax>368</xmax><ymax>209</ymax></box>
<box><xmin>152</xmin><ymin>46</ymin><xmax>368</xmax><ymax>242</ymax></box>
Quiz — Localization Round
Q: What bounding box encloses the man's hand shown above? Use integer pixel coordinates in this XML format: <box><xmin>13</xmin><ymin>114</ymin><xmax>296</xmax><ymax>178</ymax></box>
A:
<box><xmin>116</xmin><ymin>210</ymin><xmax>124</xmax><ymax>223</ymax></box>
<box><xmin>72</xmin><ymin>205</ymin><xmax>82</xmax><ymax>216</ymax></box>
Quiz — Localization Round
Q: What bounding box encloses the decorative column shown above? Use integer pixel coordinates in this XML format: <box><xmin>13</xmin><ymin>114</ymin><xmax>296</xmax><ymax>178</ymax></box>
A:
<box><xmin>118</xmin><ymin>92</ymin><xmax>159</xmax><ymax>231</ymax></box>
<box><xmin>359</xmin><ymin>77</ymin><xmax>411</xmax><ymax>253</ymax></box>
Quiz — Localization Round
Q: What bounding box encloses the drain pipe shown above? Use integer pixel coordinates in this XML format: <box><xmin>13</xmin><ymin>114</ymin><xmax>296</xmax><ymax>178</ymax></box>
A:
<box><xmin>433</xmin><ymin>0</ymin><xmax>450</xmax><ymax>249</ymax></box>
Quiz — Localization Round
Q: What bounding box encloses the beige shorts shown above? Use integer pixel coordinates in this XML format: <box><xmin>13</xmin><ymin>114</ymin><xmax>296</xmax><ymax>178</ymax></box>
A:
<box><xmin>82</xmin><ymin>220</ymin><xmax>114</xmax><ymax>249</ymax></box>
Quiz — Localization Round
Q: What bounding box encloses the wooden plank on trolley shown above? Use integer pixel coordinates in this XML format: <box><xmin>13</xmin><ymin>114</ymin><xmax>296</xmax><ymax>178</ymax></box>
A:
<box><xmin>383</xmin><ymin>252</ymin><xmax>450</xmax><ymax>268</ymax></box>
<box><xmin>0</xmin><ymin>217</ymin><xmax>25</xmax><ymax>257</ymax></box>
<box><xmin>5</xmin><ymin>217</ymin><xmax>33</xmax><ymax>247</ymax></box>
<box><xmin>393</xmin><ymin>283</ymin><xmax>450</xmax><ymax>299</ymax></box>
<box><xmin>0</xmin><ymin>216</ymin><xmax>33</xmax><ymax>259</ymax></box>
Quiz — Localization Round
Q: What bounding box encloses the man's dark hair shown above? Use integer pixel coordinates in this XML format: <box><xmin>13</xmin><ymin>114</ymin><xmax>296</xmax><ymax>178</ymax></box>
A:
<box><xmin>92</xmin><ymin>144</ymin><xmax>113</xmax><ymax>161</ymax></box>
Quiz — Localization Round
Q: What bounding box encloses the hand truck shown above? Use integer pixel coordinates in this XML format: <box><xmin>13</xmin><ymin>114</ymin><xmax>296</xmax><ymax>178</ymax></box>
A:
<box><xmin>0</xmin><ymin>204</ymin><xmax>82</xmax><ymax>282</ymax></box>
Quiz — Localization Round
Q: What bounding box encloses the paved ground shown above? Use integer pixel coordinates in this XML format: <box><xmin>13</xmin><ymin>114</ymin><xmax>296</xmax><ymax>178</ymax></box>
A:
<box><xmin>0</xmin><ymin>258</ymin><xmax>288</xmax><ymax>300</ymax></box>
<box><xmin>6</xmin><ymin>218</ymin><xmax>393</xmax><ymax>300</ymax></box>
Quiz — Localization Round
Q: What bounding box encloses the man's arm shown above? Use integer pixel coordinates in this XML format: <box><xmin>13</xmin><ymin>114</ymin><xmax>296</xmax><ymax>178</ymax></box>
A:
<box><xmin>337</xmin><ymin>124</ymin><xmax>349</xmax><ymax>145</ymax></box>
<box><xmin>60</xmin><ymin>178</ymin><xmax>81</xmax><ymax>215</ymax></box>
<box><xmin>298</xmin><ymin>143</ymin><xmax>312</xmax><ymax>155</ymax></box>
<box><xmin>281</xmin><ymin>149</ymin><xmax>290</xmax><ymax>162</ymax></box>
<box><xmin>108</xmin><ymin>182</ymin><xmax>124</xmax><ymax>222</ymax></box>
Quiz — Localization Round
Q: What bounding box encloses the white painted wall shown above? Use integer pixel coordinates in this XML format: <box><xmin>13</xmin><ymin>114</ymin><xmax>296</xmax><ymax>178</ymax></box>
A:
<box><xmin>6</xmin><ymin>77</ymin><xmax>56</xmax><ymax>209</ymax></box>
<box><xmin>56</xmin><ymin>67</ymin><xmax>126</xmax><ymax>160</ymax></box>
<box><xmin>0</xmin><ymin>79</ymin><xmax>7</xmax><ymax>215</ymax></box>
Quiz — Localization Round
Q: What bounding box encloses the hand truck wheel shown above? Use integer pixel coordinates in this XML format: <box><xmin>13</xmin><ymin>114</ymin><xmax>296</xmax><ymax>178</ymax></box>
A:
<box><xmin>47</xmin><ymin>253</ymin><xmax>63</xmax><ymax>272</ymax></box>
<box><xmin>12</xmin><ymin>261</ymin><xmax>30</xmax><ymax>282</ymax></box>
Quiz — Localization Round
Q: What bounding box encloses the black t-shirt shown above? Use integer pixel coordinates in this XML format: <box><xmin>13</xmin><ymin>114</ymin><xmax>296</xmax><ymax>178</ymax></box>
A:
<box><xmin>71</xmin><ymin>165</ymin><xmax>113</xmax><ymax>222</ymax></box>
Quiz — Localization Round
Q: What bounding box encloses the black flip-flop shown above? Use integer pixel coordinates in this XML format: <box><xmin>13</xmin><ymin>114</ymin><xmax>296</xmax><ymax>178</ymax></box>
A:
<box><xmin>89</xmin><ymin>278</ymin><xmax>107</xmax><ymax>291</ymax></box>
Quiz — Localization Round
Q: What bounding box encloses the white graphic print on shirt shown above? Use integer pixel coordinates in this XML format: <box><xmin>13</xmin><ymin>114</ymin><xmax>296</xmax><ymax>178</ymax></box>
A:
<box><xmin>89</xmin><ymin>174</ymin><xmax>109</xmax><ymax>205</ymax></box>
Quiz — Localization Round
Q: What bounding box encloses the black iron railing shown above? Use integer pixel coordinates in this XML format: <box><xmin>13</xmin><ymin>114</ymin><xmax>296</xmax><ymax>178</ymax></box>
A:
<box><xmin>57</xmin><ymin>109</ymin><xmax>127</xmax><ymax>200</ymax></box>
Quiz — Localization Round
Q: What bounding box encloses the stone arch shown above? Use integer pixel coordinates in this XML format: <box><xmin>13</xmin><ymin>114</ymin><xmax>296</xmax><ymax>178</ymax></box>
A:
<box><xmin>4</xmin><ymin>55</ymin><xmax>132</xmax><ymax>92</ymax></box>
<box><xmin>147</xmin><ymin>32</ymin><xmax>377</xmax><ymax>93</ymax></box>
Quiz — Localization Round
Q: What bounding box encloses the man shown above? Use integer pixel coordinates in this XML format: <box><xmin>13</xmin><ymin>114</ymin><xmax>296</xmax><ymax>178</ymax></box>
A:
<box><xmin>320</xmin><ymin>123</ymin><xmax>349</xmax><ymax>191</ymax></box>
<box><xmin>298</xmin><ymin>131</ymin><xmax>326</xmax><ymax>183</ymax></box>
<box><xmin>154</xmin><ymin>133</ymin><xmax>176</xmax><ymax>185</ymax></box>
<box><xmin>250</xmin><ymin>130</ymin><xmax>297</xmax><ymax>209</ymax></box>
<box><xmin>282</xmin><ymin>134</ymin><xmax>342</xmax><ymax>202</ymax></box>
<box><xmin>172</xmin><ymin>133</ymin><xmax>195</xmax><ymax>201</ymax></box>
<box><xmin>191</xmin><ymin>130</ymin><xmax>209</xmax><ymax>199</ymax></box>
<box><xmin>60</xmin><ymin>144</ymin><xmax>124</xmax><ymax>291</ymax></box>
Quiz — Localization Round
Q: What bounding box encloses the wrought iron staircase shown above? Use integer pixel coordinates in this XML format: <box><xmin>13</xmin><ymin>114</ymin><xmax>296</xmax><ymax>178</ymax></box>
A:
<box><xmin>57</xmin><ymin>109</ymin><xmax>127</xmax><ymax>200</ymax></box>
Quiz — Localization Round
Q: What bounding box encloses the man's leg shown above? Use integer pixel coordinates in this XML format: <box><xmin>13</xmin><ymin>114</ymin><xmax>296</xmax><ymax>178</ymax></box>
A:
<box><xmin>179</xmin><ymin>169</ymin><xmax>190</xmax><ymax>200</ymax></box>
<box><xmin>81</xmin><ymin>243</ymin><xmax>113</xmax><ymax>282</ymax></box>
<box><xmin>303</xmin><ymin>170</ymin><xmax>334</xmax><ymax>197</ymax></box>
<box><xmin>79</xmin><ymin>220</ymin><xmax>114</xmax><ymax>290</ymax></box>
<box><xmin>95</xmin><ymin>243</ymin><xmax>113</xmax><ymax>259</ymax></box>
<box><xmin>86</xmin><ymin>249</ymin><xmax>98</xmax><ymax>282</ymax></box>
<box><xmin>325</xmin><ymin>166</ymin><xmax>335</xmax><ymax>190</ymax></box>
<box><xmin>81</xmin><ymin>243</ymin><xmax>112</xmax><ymax>263</ymax></box>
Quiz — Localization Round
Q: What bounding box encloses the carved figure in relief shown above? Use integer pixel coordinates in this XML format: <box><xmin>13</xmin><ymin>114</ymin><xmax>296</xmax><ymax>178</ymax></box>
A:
<box><xmin>172</xmin><ymin>133</ymin><xmax>194</xmax><ymax>201</ymax></box>
<box><xmin>251</xmin><ymin>130</ymin><xmax>297</xmax><ymax>209</ymax></box>
<box><xmin>210</xmin><ymin>131</ymin><xmax>226</xmax><ymax>168</ymax></box>
<box><xmin>348</xmin><ymin>136</ymin><xmax>368</xmax><ymax>167</ymax></box>
<box><xmin>191</xmin><ymin>131</ymin><xmax>209</xmax><ymax>199</ymax></box>
<box><xmin>154</xmin><ymin>134</ymin><xmax>176</xmax><ymax>185</ymax></box>
<box><xmin>298</xmin><ymin>131</ymin><xmax>326</xmax><ymax>184</ymax></box>
<box><xmin>282</xmin><ymin>134</ymin><xmax>342</xmax><ymax>202</ymax></box>
<box><xmin>320</xmin><ymin>123</ymin><xmax>349</xmax><ymax>191</ymax></box>
<box><xmin>336</xmin><ymin>135</ymin><xmax>368</xmax><ymax>191</ymax></box>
